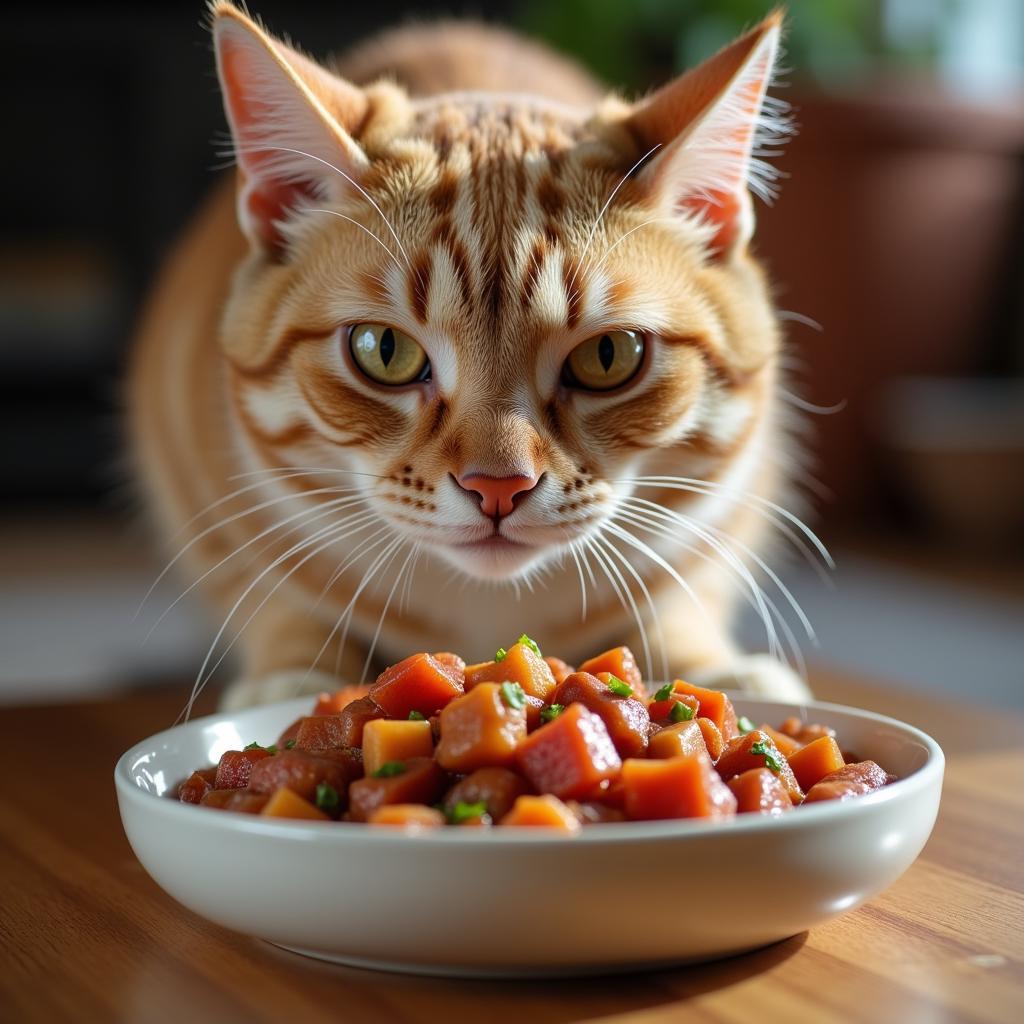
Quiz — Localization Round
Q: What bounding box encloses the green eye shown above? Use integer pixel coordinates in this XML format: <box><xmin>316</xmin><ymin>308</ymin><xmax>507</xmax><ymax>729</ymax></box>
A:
<box><xmin>563</xmin><ymin>330</ymin><xmax>644</xmax><ymax>391</ymax></box>
<box><xmin>349</xmin><ymin>323</ymin><xmax>429</xmax><ymax>386</ymax></box>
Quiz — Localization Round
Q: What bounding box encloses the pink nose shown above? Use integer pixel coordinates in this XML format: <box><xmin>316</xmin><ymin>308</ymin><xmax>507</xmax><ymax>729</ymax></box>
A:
<box><xmin>458</xmin><ymin>473</ymin><xmax>539</xmax><ymax>519</ymax></box>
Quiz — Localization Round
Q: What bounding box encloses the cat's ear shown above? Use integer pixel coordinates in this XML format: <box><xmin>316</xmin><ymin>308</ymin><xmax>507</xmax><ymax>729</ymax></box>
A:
<box><xmin>211</xmin><ymin>2</ymin><xmax>369</xmax><ymax>253</ymax></box>
<box><xmin>625</xmin><ymin>11</ymin><xmax>787</xmax><ymax>257</ymax></box>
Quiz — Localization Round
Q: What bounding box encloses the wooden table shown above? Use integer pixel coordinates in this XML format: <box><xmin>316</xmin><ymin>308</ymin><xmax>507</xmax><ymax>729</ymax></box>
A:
<box><xmin>2</xmin><ymin>669</ymin><xmax>1021</xmax><ymax>1023</ymax></box>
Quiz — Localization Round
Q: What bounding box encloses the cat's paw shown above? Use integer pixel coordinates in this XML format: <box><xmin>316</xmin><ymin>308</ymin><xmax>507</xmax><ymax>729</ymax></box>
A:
<box><xmin>219</xmin><ymin>669</ymin><xmax>342</xmax><ymax>711</ymax></box>
<box><xmin>690</xmin><ymin>655</ymin><xmax>813</xmax><ymax>703</ymax></box>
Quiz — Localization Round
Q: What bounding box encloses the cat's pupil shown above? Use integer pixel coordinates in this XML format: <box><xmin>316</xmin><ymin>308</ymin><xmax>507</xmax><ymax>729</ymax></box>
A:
<box><xmin>379</xmin><ymin>328</ymin><xmax>396</xmax><ymax>367</ymax></box>
<box><xmin>598</xmin><ymin>334</ymin><xmax>615</xmax><ymax>373</ymax></box>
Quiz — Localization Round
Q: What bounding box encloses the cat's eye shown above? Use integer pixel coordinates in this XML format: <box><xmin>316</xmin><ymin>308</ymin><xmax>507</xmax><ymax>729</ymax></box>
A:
<box><xmin>562</xmin><ymin>330</ymin><xmax>645</xmax><ymax>392</ymax></box>
<box><xmin>349</xmin><ymin>323</ymin><xmax>429</xmax><ymax>386</ymax></box>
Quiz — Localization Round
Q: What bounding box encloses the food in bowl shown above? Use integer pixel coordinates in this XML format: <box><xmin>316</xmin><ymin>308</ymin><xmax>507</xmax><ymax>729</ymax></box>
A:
<box><xmin>176</xmin><ymin>636</ymin><xmax>895</xmax><ymax>830</ymax></box>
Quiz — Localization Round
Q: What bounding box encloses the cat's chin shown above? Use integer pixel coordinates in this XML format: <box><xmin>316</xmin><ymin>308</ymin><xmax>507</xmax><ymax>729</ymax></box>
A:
<box><xmin>438</xmin><ymin>536</ymin><xmax>551</xmax><ymax>582</ymax></box>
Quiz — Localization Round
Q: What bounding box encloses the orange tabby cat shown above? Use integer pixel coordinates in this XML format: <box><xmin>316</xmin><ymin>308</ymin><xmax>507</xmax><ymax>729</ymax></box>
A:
<box><xmin>130</xmin><ymin>2</ymin><xmax>822</xmax><ymax>710</ymax></box>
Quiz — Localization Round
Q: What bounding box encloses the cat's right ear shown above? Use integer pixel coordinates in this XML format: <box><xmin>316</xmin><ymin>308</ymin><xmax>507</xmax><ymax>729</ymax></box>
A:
<box><xmin>211</xmin><ymin>2</ymin><xmax>369</xmax><ymax>254</ymax></box>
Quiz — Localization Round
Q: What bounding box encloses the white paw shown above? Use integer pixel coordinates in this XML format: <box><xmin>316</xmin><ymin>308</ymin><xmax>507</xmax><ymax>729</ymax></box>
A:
<box><xmin>691</xmin><ymin>655</ymin><xmax>813</xmax><ymax>703</ymax></box>
<box><xmin>220</xmin><ymin>669</ymin><xmax>342</xmax><ymax>711</ymax></box>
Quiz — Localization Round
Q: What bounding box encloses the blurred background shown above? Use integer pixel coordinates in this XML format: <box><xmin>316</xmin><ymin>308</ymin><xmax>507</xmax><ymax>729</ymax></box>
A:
<box><xmin>2</xmin><ymin>0</ymin><xmax>1022</xmax><ymax>707</ymax></box>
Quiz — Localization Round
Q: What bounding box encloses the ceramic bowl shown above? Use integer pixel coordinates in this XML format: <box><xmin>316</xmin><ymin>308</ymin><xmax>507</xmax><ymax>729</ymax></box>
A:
<box><xmin>115</xmin><ymin>695</ymin><xmax>943</xmax><ymax>977</ymax></box>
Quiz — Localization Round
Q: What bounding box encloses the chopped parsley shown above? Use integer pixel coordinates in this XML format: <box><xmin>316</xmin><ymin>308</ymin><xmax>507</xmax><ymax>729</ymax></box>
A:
<box><xmin>408</xmin><ymin>710</ymin><xmax>426</xmax><ymax>721</ymax></box>
<box><xmin>750</xmin><ymin>740</ymin><xmax>784</xmax><ymax>773</ymax></box>
<box><xmin>606</xmin><ymin>675</ymin><xmax>633</xmax><ymax>697</ymax></box>
<box><xmin>500</xmin><ymin>681</ymin><xmax>527</xmax><ymax>710</ymax></box>
<box><xmin>372</xmin><ymin>761</ymin><xmax>407</xmax><ymax>778</ymax></box>
<box><xmin>654</xmin><ymin>682</ymin><xmax>674</xmax><ymax>702</ymax></box>
<box><xmin>517</xmin><ymin>634</ymin><xmax>542</xmax><ymax>657</ymax></box>
<box><xmin>244</xmin><ymin>741</ymin><xmax>277</xmax><ymax>754</ymax></box>
<box><xmin>315</xmin><ymin>782</ymin><xmax>340</xmax><ymax>811</ymax></box>
<box><xmin>669</xmin><ymin>701</ymin><xmax>695</xmax><ymax>723</ymax></box>
<box><xmin>447</xmin><ymin>800</ymin><xmax>488</xmax><ymax>824</ymax></box>
<box><xmin>737</xmin><ymin>715</ymin><xmax>757</xmax><ymax>735</ymax></box>
<box><xmin>284</xmin><ymin>739</ymin><xmax>297</xmax><ymax>749</ymax></box>
<box><xmin>495</xmin><ymin>647</ymin><xmax>508</xmax><ymax>662</ymax></box>
<box><xmin>540</xmin><ymin>703</ymin><xmax>564</xmax><ymax>723</ymax></box>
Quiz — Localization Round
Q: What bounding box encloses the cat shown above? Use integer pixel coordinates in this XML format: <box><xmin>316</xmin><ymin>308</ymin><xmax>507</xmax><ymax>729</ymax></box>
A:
<box><xmin>129</xmin><ymin>2</ymin><xmax>823</xmax><ymax>712</ymax></box>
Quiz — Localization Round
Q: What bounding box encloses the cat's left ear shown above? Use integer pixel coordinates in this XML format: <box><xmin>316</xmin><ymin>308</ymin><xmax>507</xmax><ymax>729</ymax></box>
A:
<box><xmin>625</xmin><ymin>11</ymin><xmax>787</xmax><ymax>257</ymax></box>
<box><xmin>211</xmin><ymin>2</ymin><xmax>370</xmax><ymax>254</ymax></box>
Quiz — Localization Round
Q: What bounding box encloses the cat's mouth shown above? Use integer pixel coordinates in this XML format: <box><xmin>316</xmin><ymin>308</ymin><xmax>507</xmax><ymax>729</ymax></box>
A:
<box><xmin>455</xmin><ymin>535</ymin><xmax>529</xmax><ymax>551</ymax></box>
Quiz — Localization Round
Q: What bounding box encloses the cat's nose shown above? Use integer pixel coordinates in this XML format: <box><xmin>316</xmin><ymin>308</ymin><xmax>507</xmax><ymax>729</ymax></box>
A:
<box><xmin>457</xmin><ymin>473</ymin><xmax>540</xmax><ymax>519</ymax></box>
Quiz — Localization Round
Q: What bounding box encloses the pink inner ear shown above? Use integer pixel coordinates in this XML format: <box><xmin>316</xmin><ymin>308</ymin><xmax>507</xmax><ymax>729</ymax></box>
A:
<box><xmin>681</xmin><ymin>191</ymin><xmax>743</xmax><ymax>256</ymax></box>
<box><xmin>243</xmin><ymin>179</ymin><xmax>315</xmax><ymax>254</ymax></box>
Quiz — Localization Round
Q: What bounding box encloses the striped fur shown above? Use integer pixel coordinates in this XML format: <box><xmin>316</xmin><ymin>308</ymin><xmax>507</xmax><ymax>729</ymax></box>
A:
<box><xmin>128</xmin><ymin>5</ymin><xmax>815</xmax><ymax>707</ymax></box>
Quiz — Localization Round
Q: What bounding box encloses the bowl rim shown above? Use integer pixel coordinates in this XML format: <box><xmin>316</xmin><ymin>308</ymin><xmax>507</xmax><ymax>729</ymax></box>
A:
<box><xmin>115</xmin><ymin>693</ymin><xmax>945</xmax><ymax>847</ymax></box>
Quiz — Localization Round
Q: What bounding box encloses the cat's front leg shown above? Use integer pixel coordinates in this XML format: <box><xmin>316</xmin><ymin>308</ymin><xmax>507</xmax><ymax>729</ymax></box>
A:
<box><xmin>690</xmin><ymin>654</ymin><xmax>813</xmax><ymax>703</ymax></box>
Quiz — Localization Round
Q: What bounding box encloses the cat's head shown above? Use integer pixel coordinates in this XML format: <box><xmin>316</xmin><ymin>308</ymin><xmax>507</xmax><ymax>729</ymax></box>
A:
<box><xmin>211</xmin><ymin>2</ymin><xmax>789</xmax><ymax>582</ymax></box>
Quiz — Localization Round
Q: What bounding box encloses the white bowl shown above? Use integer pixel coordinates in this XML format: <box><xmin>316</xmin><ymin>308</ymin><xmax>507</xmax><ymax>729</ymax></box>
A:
<box><xmin>115</xmin><ymin>695</ymin><xmax>943</xmax><ymax>977</ymax></box>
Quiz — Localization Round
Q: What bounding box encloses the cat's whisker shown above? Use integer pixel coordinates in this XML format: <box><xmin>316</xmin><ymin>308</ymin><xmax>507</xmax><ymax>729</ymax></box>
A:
<box><xmin>613</xmin><ymin>501</ymin><xmax>784</xmax><ymax>665</ymax></box>
<box><xmin>137</xmin><ymin>483</ymin><xmax>364</xmax><ymax>619</ymax></box>
<box><xmin>233</xmin><ymin>143</ymin><xmax>414</xmax><ymax>272</ymax></box>
<box><xmin>400</xmin><ymin>543</ymin><xmax>424</xmax><ymax>617</ymax></box>
<box><xmin>226</xmin><ymin>466</ymin><xmax>386</xmax><ymax>482</ymax></box>
<box><xmin>566</xmin><ymin>143</ymin><xmax>662</xmax><ymax>301</ymax></box>
<box><xmin>583</xmin><ymin>216</ymin><xmax>679</xmax><ymax>291</ymax></box>
<box><xmin>315</xmin><ymin>522</ymin><xmax>391</xmax><ymax>605</ymax></box>
<box><xmin>566</xmin><ymin>541</ymin><xmax>589</xmax><ymax>623</ymax></box>
<box><xmin>180</xmin><ymin>513</ymin><xmax>368</xmax><ymax>721</ymax></box>
<box><xmin>593</xmin><ymin>532</ymin><xmax>668</xmax><ymax>683</ymax></box>
<box><xmin>306</xmin><ymin>208</ymin><xmax>404</xmax><ymax>273</ymax></box>
<box><xmin>361</xmin><ymin>540</ymin><xmax>419</xmax><ymax>682</ymax></box>
<box><xmin>621</xmin><ymin>495</ymin><xmax>815</xmax><ymax>643</ymax></box>
<box><xmin>583</xmin><ymin>531</ymin><xmax>654</xmax><ymax>680</ymax></box>
<box><xmin>621</xmin><ymin>475</ymin><xmax>834</xmax><ymax>569</ymax></box>
<box><xmin>145</xmin><ymin>496</ymin><xmax>369</xmax><ymax>643</ymax></box>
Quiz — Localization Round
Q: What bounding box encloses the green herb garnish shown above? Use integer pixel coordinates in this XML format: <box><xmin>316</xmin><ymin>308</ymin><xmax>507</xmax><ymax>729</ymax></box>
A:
<box><xmin>495</xmin><ymin>647</ymin><xmax>508</xmax><ymax>662</ymax></box>
<box><xmin>517</xmin><ymin>634</ymin><xmax>542</xmax><ymax>657</ymax></box>
<box><xmin>750</xmin><ymin>740</ymin><xmax>784</xmax><ymax>773</ymax></box>
<box><xmin>606</xmin><ymin>675</ymin><xmax>633</xmax><ymax>697</ymax></box>
<box><xmin>372</xmin><ymin>761</ymin><xmax>407</xmax><ymax>778</ymax></box>
<box><xmin>737</xmin><ymin>715</ymin><xmax>757</xmax><ymax>734</ymax></box>
<box><xmin>243</xmin><ymin>741</ymin><xmax>263</xmax><ymax>751</ymax></box>
<box><xmin>540</xmin><ymin>703</ymin><xmax>564</xmax><ymax>723</ymax></box>
<box><xmin>265</xmin><ymin>744</ymin><xmax>278</xmax><ymax>755</ymax></box>
<box><xmin>500</xmin><ymin>681</ymin><xmax>527</xmax><ymax>710</ymax></box>
<box><xmin>669</xmin><ymin>701</ymin><xmax>695</xmax><ymax>723</ymax></box>
<box><xmin>284</xmin><ymin>739</ymin><xmax>297</xmax><ymax>749</ymax></box>
<box><xmin>408</xmin><ymin>710</ymin><xmax>426</xmax><ymax>721</ymax></box>
<box><xmin>654</xmin><ymin>682</ymin><xmax>674</xmax><ymax>701</ymax></box>
<box><xmin>315</xmin><ymin>782</ymin><xmax>339</xmax><ymax>811</ymax></box>
<box><xmin>447</xmin><ymin>800</ymin><xmax>488</xmax><ymax>824</ymax></box>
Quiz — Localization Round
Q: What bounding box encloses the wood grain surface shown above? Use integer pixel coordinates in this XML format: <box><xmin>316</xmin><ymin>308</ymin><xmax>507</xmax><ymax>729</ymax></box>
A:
<box><xmin>1</xmin><ymin>668</ymin><xmax>1021</xmax><ymax>1024</ymax></box>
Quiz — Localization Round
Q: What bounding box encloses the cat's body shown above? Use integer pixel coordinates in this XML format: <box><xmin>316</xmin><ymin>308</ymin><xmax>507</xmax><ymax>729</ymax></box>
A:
<box><xmin>130</xmin><ymin>5</ymin><xmax>815</xmax><ymax>709</ymax></box>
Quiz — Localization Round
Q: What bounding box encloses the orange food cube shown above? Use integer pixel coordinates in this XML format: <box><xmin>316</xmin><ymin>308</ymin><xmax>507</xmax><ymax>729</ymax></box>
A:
<box><xmin>715</xmin><ymin>731</ymin><xmax>803</xmax><ymax>804</ymax></box>
<box><xmin>578</xmin><ymin>646</ymin><xmax>643</xmax><ymax>695</ymax></box>
<box><xmin>550</xmin><ymin>671</ymin><xmax>650</xmax><ymax>758</ymax></box>
<box><xmin>464</xmin><ymin>641</ymin><xmax>557</xmax><ymax>701</ymax></box>
<box><xmin>621</xmin><ymin>753</ymin><xmax>737</xmax><ymax>821</ymax></box>
<box><xmin>499</xmin><ymin>794</ymin><xmax>581</xmax><ymax>832</ymax></box>
<box><xmin>648</xmin><ymin>720</ymin><xmax>709</xmax><ymax>760</ymax></box>
<box><xmin>435</xmin><ymin>683</ymin><xmax>527</xmax><ymax>772</ymax></box>
<box><xmin>248</xmin><ymin>749</ymin><xmax>360</xmax><ymax>804</ymax></box>
<box><xmin>368</xmin><ymin>804</ymin><xmax>446</xmax><ymax>828</ymax></box>
<box><xmin>758</xmin><ymin>723</ymin><xmax>803</xmax><ymax>758</ymax></box>
<box><xmin>178</xmin><ymin>768</ymin><xmax>217</xmax><ymax>804</ymax></box>
<box><xmin>214</xmin><ymin>747</ymin><xmax>272</xmax><ymax>789</ymax></box>
<box><xmin>516</xmin><ymin>703</ymin><xmax>621</xmax><ymax>799</ymax></box>
<box><xmin>335</xmin><ymin>695</ymin><xmax>386</xmax><ymax>747</ymax></box>
<box><xmin>665</xmin><ymin>680</ymin><xmax>739</xmax><ymax>740</ymax></box>
<box><xmin>362</xmin><ymin>719</ymin><xmax>434</xmax><ymax>776</ymax></box>
<box><xmin>694</xmin><ymin>717</ymin><xmax>724</xmax><ymax>760</ymax></box>
<box><xmin>260</xmin><ymin>786</ymin><xmax>330</xmax><ymax>820</ymax></box>
<box><xmin>347</xmin><ymin>758</ymin><xmax>446</xmax><ymax>822</ymax></box>
<box><xmin>544</xmin><ymin>656</ymin><xmax>575</xmax><ymax>684</ymax></box>
<box><xmin>727</xmin><ymin>767</ymin><xmax>793</xmax><ymax>814</ymax></box>
<box><xmin>443</xmin><ymin>767</ymin><xmax>529</xmax><ymax>822</ymax></box>
<box><xmin>369</xmin><ymin>652</ymin><xmax>464</xmax><ymax>718</ymax></box>
<box><xmin>432</xmin><ymin>651</ymin><xmax>466</xmax><ymax>687</ymax></box>
<box><xmin>295</xmin><ymin>715</ymin><xmax>348</xmax><ymax>751</ymax></box>
<box><xmin>647</xmin><ymin>691</ymin><xmax>700</xmax><ymax>722</ymax></box>
<box><xmin>200</xmin><ymin>789</ymin><xmax>270</xmax><ymax>813</ymax></box>
<box><xmin>803</xmin><ymin>760</ymin><xmax>892</xmax><ymax>803</ymax></box>
<box><xmin>312</xmin><ymin>684</ymin><xmax>372</xmax><ymax>716</ymax></box>
<box><xmin>786</xmin><ymin>735</ymin><xmax>845</xmax><ymax>792</ymax></box>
